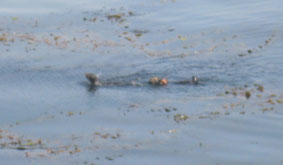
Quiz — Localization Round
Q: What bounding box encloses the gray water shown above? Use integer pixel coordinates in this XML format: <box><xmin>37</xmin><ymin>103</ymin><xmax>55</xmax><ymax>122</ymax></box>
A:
<box><xmin>0</xmin><ymin>0</ymin><xmax>283</xmax><ymax>164</ymax></box>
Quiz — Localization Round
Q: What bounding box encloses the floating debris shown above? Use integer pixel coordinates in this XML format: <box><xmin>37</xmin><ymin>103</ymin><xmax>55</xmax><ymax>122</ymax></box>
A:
<box><xmin>105</xmin><ymin>156</ymin><xmax>114</xmax><ymax>161</ymax></box>
<box><xmin>107</xmin><ymin>14</ymin><xmax>124</xmax><ymax>21</ymax></box>
<box><xmin>124</xmin><ymin>37</ymin><xmax>133</xmax><ymax>42</ymax></box>
<box><xmin>262</xmin><ymin>107</ymin><xmax>274</xmax><ymax>112</ymax></box>
<box><xmin>16</xmin><ymin>146</ymin><xmax>26</xmax><ymax>150</ymax></box>
<box><xmin>174</xmin><ymin>114</ymin><xmax>189</xmax><ymax>122</ymax></box>
<box><xmin>178</xmin><ymin>35</ymin><xmax>187</xmax><ymax>41</ymax></box>
<box><xmin>68</xmin><ymin>112</ymin><xmax>74</xmax><ymax>116</ymax></box>
<box><xmin>257</xmin><ymin>85</ymin><xmax>264</xmax><ymax>92</ymax></box>
<box><xmin>135</xmin><ymin>33</ymin><xmax>142</xmax><ymax>37</ymax></box>
<box><xmin>69</xmin><ymin>146</ymin><xmax>81</xmax><ymax>154</ymax></box>
<box><xmin>128</xmin><ymin>11</ymin><xmax>134</xmax><ymax>16</ymax></box>
<box><xmin>210</xmin><ymin>111</ymin><xmax>221</xmax><ymax>115</ymax></box>
<box><xmin>245</xmin><ymin>91</ymin><xmax>251</xmax><ymax>99</ymax></box>
<box><xmin>238</xmin><ymin>53</ymin><xmax>247</xmax><ymax>57</ymax></box>
<box><xmin>54</xmin><ymin>36</ymin><xmax>60</xmax><ymax>41</ymax></box>
<box><xmin>164</xmin><ymin>108</ymin><xmax>171</xmax><ymax>112</ymax></box>
<box><xmin>267</xmin><ymin>99</ymin><xmax>275</xmax><ymax>104</ymax></box>
<box><xmin>168</xmin><ymin>129</ymin><xmax>176</xmax><ymax>133</ymax></box>
<box><xmin>94</xmin><ymin>132</ymin><xmax>120</xmax><ymax>139</ymax></box>
<box><xmin>0</xmin><ymin>36</ymin><xmax>7</xmax><ymax>42</ymax></box>
<box><xmin>0</xmin><ymin>131</ymin><xmax>44</xmax><ymax>151</ymax></box>
<box><xmin>199</xmin><ymin>116</ymin><xmax>210</xmax><ymax>119</ymax></box>
<box><xmin>11</xmin><ymin>17</ymin><xmax>19</xmax><ymax>21</ymax></box>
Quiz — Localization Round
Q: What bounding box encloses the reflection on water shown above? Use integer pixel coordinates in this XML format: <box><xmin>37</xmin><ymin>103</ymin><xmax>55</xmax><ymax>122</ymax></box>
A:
<box><xmin>0</xmin><ymin>0</ymin><xmax>283</xmax><ymax>164</ymax></box>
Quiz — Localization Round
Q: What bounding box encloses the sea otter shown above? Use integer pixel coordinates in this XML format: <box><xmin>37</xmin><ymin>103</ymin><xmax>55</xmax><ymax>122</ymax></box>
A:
<box><xmin>148</xmin><ymin>77</ymin><xmax>168</xmax><ymax>86</ymax></box>
<box><xmin>85</xmin><ymin>73</ymin><xmax>199</xmax><ymax>87</ymax></box>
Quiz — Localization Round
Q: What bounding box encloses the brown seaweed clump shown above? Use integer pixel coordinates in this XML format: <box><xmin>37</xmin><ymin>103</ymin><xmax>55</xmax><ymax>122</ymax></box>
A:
<box><xmin>245</xmin><ymin>91</ymin><xmax>251</xmax><ymax>99</ymax></box>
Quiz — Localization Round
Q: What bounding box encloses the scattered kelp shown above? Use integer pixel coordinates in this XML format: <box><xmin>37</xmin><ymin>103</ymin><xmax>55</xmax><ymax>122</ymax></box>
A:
<box><xmin>0</xmin><ymin>127</ymin><xmax>126</xmax><ymax>161</ymax></box>
<box><xmin>0</xmin><ymin>129</ymin><xmax>44</xmax><ymax>151</ymax></box>
<box><xmin>223</xmin><ymin>84</ymin><xmax>283</xmax><ymax>113</ymax></box>
<box><xmin>83</xmin><ymin>10</ymin><xmax>135</xmax><ymax>25</ymax></box>
<box><xmin>94</xmin><ymin>132</ymin><xmax>120</xmax><ymax>140</ymax></box>
<box><xmin>0</xmin><ymin>15</ymin><xmax>279</xmax><ymax>58</ymax></box>
<box><xmin>174</xmin><ymin>114</ymin><xmax>189</xmax><ymax>123</ymax></box>
<box><xmin>238</xmin><ymin>34</ymin><xmax>277</xmax><ymax>57</ymax></box>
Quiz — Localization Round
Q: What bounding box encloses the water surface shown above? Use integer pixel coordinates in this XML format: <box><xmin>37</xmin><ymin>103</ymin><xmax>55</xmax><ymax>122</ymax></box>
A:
<box><xmin>0</xmin><ymin>0</ymin><xmax>283</xmax><ymax>164</ymax></box>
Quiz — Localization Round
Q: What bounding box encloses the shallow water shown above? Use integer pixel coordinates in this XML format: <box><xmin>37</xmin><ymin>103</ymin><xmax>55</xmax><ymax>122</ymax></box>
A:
<box><xmin>0</xmin><ymin>0</ymin><xmax>283</xmax><ymax>164</ymax></box>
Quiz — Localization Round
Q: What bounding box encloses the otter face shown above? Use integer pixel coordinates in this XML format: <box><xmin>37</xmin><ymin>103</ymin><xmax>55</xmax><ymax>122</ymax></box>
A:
<box><xmin>85</xmin><ymin>73</ymin><xmax>98</xmax><ymax>85</ymax></box>
<box><xmin>160</xmin><ymin>78</ymin><xmax>168</xmax><ymax>85</ymax></box>
<box><xmin>192</xmin><ymin>76</ymin><xmax>199</xmax><ymax>85</ymax></box>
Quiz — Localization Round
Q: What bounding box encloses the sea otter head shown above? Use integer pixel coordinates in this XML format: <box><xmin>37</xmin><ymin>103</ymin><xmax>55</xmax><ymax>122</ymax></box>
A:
<box><xmin>192</xmin><ymin>76</ymin><xmax>199</xmax><ymax>85</ymax></box>
<box><xmin>85</xmin><ymin>73</ymin><xmax>98</xmax><ymax>85</ymax></box>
